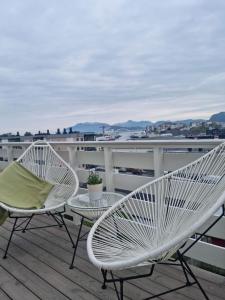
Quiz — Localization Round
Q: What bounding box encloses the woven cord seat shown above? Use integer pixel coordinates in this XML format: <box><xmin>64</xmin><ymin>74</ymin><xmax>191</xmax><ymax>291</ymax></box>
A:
<box><xmin>0</xmin><ymin>140</ymin><xmax>79</xmax><ymax>258</ymax></box>
<box><xmin>87</xmin><ymin>142</ymin><xmax>225</xmax><ymax>300</ymax></box>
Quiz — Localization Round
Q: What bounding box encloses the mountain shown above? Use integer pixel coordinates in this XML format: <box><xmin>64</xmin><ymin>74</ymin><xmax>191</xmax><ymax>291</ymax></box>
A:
<box><xmin>114</xmin><ymin>120</ymin><xmax>152</xmax><ymax>129</ymax></box>
<box><xmin>154</xmin><ymin>120</ymin><xmax>171</xmax><ymax>126</ymax></box>
<box><xmin>68</xmin><ymin>113</ymin><xmax>225</xmax><ymax>133</ymax></box>
<box><xmin>69</xmin><ymin>120</ymin><xmax>153</xmax><ymax>133</ymax></box>
<box><xmin>174</xmin><ymin>119</ymin><xmax>203</xmax><ymax>125</ymax></box>
<box><xmin>210</xmin><ymin>112</ymin><xmax>225</xmax><ymax>123</ymax></box>
<box><xmin>70</xmin><ymin>122</ymin><xmax>109</xmax><ymax>133</ymax></box>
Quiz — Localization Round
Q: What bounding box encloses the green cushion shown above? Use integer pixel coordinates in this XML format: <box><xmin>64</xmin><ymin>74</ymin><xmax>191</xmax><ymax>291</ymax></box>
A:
<box><xmin>0</xmin><ymin>161</ymin><xmax>54</xmax><ymax>224</ymax></box>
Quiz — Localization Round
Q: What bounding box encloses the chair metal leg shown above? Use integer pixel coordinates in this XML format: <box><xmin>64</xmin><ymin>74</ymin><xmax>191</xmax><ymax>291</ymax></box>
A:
<box><xmin>110</xmin><ymin>271</ymin><xmax>120</xmax><ymax>300</ymax></box>
<box><xmin>181</xmin><ymin>256</ymin><xmax>210</xmax><ymax>300</ymax></box>
<box><xmin>69</xmin><ymin>217</ymin><xmax>84</xmax><ymax>269</ymax></box>
<box><xmin>22</xmin><ymin>214</ymin><xmax>34</xmax><ymax>233</ymax></box>
<box><xmin>120</xmin><ymin>280</ymin><xmax>124</xmax><ymax>300</ymax></box>
<box><xmin>105</xmin><ymin>266</ymin><xmax>155</xmax><ymax>300</ymax></box>
<box><xmin>102</xmin><ymin>259</ymin><xmax>208</xmax><ymax>300</ymax></box>
<box><xmin>177</xmin><ymin>251</ymin><xmax>191</xmax><ymax>286</ymax></box>
<box><xmin>58</xmin><ymin>213</ymin><xmax>75</xmax><ymax>248</ymax></box>
<box><xmin>49</xmin><ymin>213</ymin><xmax>62</xmax><ymax>228</ymax></box>
<box><xmin>101</xmin><ymin>269</ymin><xmax>107</xmax><ymax>289</ymax></box>
<box><xmin>3</xmin><ymin>217</ymin><xmax>18</xmax><ymax>259</ymax></box>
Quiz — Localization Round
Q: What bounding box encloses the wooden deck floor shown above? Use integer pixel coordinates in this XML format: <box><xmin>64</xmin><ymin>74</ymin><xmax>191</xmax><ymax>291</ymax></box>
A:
<box><xmin>0</xmin><ymin>215</ymin><xmax>224</xmax><ymax>300</ymax></box>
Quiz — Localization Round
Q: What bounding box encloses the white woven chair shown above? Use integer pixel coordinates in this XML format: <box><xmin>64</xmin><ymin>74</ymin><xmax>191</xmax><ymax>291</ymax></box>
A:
<box><xmin>1</xmin><ymin>140</ymin><xmax>79</xmax><ymax>258</ymax></box>
<box><xmin>87</xmin><ymin>142</ymin><xmax>225</xmax><ymax>300</ymax></box>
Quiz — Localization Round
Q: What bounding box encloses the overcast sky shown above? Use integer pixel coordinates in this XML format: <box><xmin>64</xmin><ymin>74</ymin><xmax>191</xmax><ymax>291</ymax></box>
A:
<box><xmin>0</xmin><ymin>0</ymin><xmax>225</xmax><ymax>133</ymax></box>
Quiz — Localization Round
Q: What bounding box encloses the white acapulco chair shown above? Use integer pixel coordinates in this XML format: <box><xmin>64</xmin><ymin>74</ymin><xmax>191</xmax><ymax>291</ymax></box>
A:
<box><xmin>0</xmin><ymin>140</ymin><xmax>79</xmax><ymax>258</ymax></box>
<box><xmin>87</xmin><ymin>141</ymin><xmax>225</xmax><ymax>300</ymax></box>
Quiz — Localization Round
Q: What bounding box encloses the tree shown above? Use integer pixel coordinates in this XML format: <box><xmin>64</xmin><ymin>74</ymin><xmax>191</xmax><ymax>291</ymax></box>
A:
<box><xmin>24</xmin><ymin>132</ymin><xmax>32</xmax><ymax>136</ymax></box>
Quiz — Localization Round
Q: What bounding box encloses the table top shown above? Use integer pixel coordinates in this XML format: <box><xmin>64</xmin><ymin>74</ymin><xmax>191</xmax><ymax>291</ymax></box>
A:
<box><xmin>67</xmin><ymin>192</ymin><xmax>123</xmax><ymax>211</ymax></box>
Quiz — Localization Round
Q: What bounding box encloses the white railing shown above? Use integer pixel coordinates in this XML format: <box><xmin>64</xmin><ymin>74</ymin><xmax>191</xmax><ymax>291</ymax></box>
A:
<box><xmin>0</xmin><ymin>139</ymin><xmax>225</xmax><ymax>270</ymax></box>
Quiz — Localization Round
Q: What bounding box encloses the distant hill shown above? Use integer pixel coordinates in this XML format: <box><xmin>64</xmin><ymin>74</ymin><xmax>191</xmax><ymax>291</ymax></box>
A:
<box><xmin>69</xmin><ymin>120</ymin><xmax>152</xmax><ymax>133</ymax></box>
<box><xmin>67</xmin><ymin>112</ymin><xmax>225</xmax><ymax>133</ymax></box>
<box><xmin>70</xmin><ymin>122</ymin><xmax>109</xmax><ymax>133</ymax></box>
<box><xmin>174</xmin><ymin>119</ymin><xmax>204</xmax><ymax>125</ymax></box>
<box><xmin>155</xmin><ymin>119</ymin><xmax>204</xmax><ymax>126</ymax></box>
<box><xmin>210</xmin><ymin>112</ymin><xmax>225</xmax><ymax>123</ymax></box>
<box><xmin>114</xmin><ymin>120</ymin><xmax>152</xmax><ymax>129</ymax></box>
<box><xmin>154</xmin><ymin>120</ymin><xmax>171</xmax><ymax>126</ymax></box>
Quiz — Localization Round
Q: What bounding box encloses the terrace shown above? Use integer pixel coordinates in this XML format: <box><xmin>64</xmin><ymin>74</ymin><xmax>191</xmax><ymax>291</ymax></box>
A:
<box><xmin>0</xmin><ymin>139</ymin><xmax>224</xmax><ymax>299</ymax></box>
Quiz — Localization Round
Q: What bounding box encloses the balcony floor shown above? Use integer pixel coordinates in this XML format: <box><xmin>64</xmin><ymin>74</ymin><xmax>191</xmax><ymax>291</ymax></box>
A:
<box><xmin>0</xmin><ymin>215</ymin><xmax>224</xmax><ymax>300</ymax></box>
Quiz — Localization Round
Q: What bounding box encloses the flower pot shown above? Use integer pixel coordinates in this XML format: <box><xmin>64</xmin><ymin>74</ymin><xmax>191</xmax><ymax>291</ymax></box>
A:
<box><xmin>87</xmin><ymin>183</ymin><xmax>103</xmax><ymax>201</ymax></box>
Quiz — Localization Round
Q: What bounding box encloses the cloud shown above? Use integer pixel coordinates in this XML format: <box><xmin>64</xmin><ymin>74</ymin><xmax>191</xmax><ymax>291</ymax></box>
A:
<box><xmin>0</xmin><ymin>0</ymin><xmax>225</xmax><ymax>133</ymax></box>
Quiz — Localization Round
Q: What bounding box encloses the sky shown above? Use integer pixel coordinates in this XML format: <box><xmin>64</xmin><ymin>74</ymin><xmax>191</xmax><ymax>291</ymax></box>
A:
<box><xmin>0</xmin><ymin>0</ymin><xmax>225</xmax><ymax>133</ymax></box>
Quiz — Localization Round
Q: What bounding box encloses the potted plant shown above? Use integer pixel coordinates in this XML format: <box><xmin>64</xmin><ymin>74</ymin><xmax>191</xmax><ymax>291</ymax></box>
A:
<box><xmin>87</xmin><ymin>171</ymin><xmax>103</xmax><ymax>201</ymax></box>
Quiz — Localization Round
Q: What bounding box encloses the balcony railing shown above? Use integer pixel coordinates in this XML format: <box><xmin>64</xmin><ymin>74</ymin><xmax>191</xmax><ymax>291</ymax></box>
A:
<box><xmin>0</xmin><ymin>139</ymin><xmax>224</xmax><ymax>272</ymax></box>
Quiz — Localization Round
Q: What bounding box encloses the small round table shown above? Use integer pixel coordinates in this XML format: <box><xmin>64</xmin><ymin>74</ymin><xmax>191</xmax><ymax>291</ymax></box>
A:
<box><xmin>67</xmin><ymin>192</ymin><xmax>123</xmax><ymax>269</ymax></box>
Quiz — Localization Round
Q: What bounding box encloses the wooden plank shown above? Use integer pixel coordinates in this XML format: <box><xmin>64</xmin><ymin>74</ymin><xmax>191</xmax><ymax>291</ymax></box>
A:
<box><xmin>18</xmin><ymin>231</ymin><xmax>149</xmax><ymax>300</ymax></box>
<box><xmin>0</xmin><ymin>226</ymin><xmax>98</xmax><ymax>300</ymax></box>
<box><xmin>34</xmin><ymin>218</ymin><xmax>208</xmax><ymax>300</ymax></box>
<box><xmin>37</xmin><ymin>215</ymin><xmax>225</xmax><ymax>300</ymax></box>
<box><xmin>4</xmin><ymin>216</ymin><xmax>225</xmax><ymax>300</ymax></box>
<box><xmin>68</xmin><ymin>237</ymin><xmax>224</xmax><ymax>300</ymax></box>
<box><xmin>0</xmin><ymin>246</ymin><xmax>69</xmax><ymax>300</ymax></box>
<box><xmin>0</xmin><ymin>265</ymin><xmax>39</xmax><ymax>300</ymax></box>
<box><xmin>0</xmin><ymin>288</ymin><xmax>12</xmax><ymax>300</ymax></box>
<box><xmin>155</xmin><ymin>264</ymin><xmax>225</xmax><ymax>300</ymax></box>
<box><xmin>26</xmin><ymin>223</ymin><xmax>179</xmax><ymax>300</ymax></box>
<box><xmin>28</xmin><ymin>217</ymin><xmax>221</xmax><ymax>300</ymax></box>
<box><xmin>0</xmin><ymin>223</ymin><xmax>124</xmax><ymax>300</ymax></box>
<box><xmin>3</xmin><ymin>219</ymin><xmax>161</xmax><ymax>300</ymax></box>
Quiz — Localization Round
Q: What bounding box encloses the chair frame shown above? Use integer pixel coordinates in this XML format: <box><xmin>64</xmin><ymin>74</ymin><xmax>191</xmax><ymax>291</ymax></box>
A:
<box><xmin>0</xmin><ymin>140</ymin><xmax>79</xmax><ymax>258</ymax></box>
<box><xmin>69</xmin><ymin>214</ymin><xmax>88</xmax><ymax>269</ymax></box>
<box><xmin>100</xmin><ymin>204</ymin><xmax>224</xmax><ymax>300</ymax></box>
<box><xmin>87</xmin><ymin>142</ymin><xmax>225</xmax><ymax>300</ymax></box>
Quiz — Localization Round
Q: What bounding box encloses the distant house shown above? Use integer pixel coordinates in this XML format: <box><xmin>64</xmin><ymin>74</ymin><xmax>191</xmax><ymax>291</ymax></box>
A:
<box><xmin>0</xmin><ymin>130</ymin><xmax>96</xmax><ymax>162</ymax></box>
